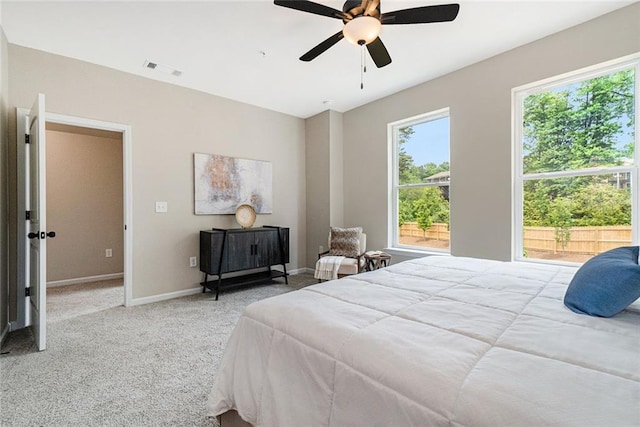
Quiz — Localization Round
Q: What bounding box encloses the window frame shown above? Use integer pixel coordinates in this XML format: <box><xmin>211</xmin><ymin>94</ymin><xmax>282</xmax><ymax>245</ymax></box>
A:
<box><xmin>512</xmin><ymin>55</ymin><xmax>640</xmax><ymax>264</ymax></box>
<box><xmin>388</xmin><ymin>107</ymin><xmax>451</xmax><ymax>254</ymax></box>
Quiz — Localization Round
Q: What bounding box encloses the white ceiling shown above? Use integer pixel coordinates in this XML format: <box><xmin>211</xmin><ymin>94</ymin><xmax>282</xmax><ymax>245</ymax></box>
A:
<box><xmin>1</xmin><ymin>1</ymin><xmax>633</xmax><ymax>118</ymax></box>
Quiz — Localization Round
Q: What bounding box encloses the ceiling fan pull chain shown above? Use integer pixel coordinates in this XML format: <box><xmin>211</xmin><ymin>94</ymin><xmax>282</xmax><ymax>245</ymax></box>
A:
<box><xmin>360</xmin><ymin>44</ymin><xmax>365</xmax><ymax>90</ymax></box>
<box><xmin>364</xmin><ymin>45</ymin><xmax>367</xmax><ymax>74</ymax></box>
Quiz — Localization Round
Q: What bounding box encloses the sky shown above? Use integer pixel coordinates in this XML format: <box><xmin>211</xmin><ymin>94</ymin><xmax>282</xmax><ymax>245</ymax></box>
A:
<box><xmin>402</xmin><ymin>116</ymin><xmax>450</xmax><ymax>167</ymax></box>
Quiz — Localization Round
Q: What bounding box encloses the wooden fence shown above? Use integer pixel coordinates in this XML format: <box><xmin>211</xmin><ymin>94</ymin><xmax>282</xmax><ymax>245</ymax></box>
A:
<box><xmin>523</xmin><ymin>225</ymin><xmax>632</xmax><ymax>255</ymax></box>
<box><xmin>399</xmin><ymin>223</ymin><xmax>632</xmax><ymax>255</ymax></box>
<box><xmin>399</xmin><ymin>222</ymin><xmax>450</xmax><ymax>241</ymax></box>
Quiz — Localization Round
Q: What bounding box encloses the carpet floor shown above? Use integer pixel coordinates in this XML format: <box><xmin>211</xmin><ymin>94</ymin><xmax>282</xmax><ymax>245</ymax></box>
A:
<box><xmin>47</xmin><ymin>279</ymin><xmax>124</xmax><ymax>323</ymax></box>
<box><xmin>0</xmin><ymin>273</ymin><xmax>317</xmax><ymax>426</ymax></box>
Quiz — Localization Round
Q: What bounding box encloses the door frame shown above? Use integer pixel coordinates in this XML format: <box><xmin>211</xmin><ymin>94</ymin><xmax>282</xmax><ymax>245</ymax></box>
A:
<box><xmin>14</xmin><ymin>109</ymin><xmax>133</xmax><ymax>331</ymax></box>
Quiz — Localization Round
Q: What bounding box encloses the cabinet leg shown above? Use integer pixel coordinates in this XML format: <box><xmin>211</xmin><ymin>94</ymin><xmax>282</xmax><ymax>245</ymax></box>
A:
<box><xmin>202</xmin><ymin>273</ymin><xmax>208</xmax><ymax>293</ymax></box>
<box><xmin>215</xmin><ymin>277</ymin><xmax>221</xmax><ymax>301</ymax></box>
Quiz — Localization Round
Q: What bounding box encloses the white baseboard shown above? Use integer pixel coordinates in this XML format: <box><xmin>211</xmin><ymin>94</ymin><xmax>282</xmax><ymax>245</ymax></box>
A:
<box><xmin>47</xmin><ymin>272</ymin><xmax>124</xmax><ymax>288</ymax></box>
<box><xmin>128</xmin><ymin>287</ymin><xmax>203</xmax><ymax>307</ymax></box>
<box><xmin>288</xmin><ymin>267</ymin><xmax>314</xmax><ymax>275</ymax></box>
<box><xmin>128</xmin><ymin>268</ymin><xmax>313</xmax><ymax>307</ymax></box>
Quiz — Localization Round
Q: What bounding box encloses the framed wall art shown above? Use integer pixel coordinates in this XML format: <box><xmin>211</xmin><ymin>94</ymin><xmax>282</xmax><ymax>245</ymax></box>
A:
<box><xmin>194</xmin><ymin>153</ymin><xmax>272</xmax><ymax>215</ymax></box>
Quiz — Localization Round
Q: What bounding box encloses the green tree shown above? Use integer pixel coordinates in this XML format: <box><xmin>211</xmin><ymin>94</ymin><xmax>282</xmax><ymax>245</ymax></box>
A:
<box><xmin>523</xmin><ymin>90</ymin><xmax>575</xmax><ymax>174</ymax></box>
<box><xmin>413</xmin><ymin>188</ymin><xmax>450</xmax><ymax>237</ymax></box>
<box><xmin>570</xmin><ymin>70</ymin><xmax>635</xmax><ymax>169</ymax></box>
<box><xmin>398</xmin><ymin>126</ymin><xmax>417</xmax><ymax>184</ymax></box>
<box><xmin>572</xmin><ymin>182</ymin><xmax>632</xmax><ymax>226</ymax></box>
<box><xmin>548</xmin><ymin>198</ymin><xmax>573</xmax><ymax>254</ymax></box>
<box><xmin>523</xmin><ymin>69</ymin><xmax>633</xmax><ymax>174</ymax></box>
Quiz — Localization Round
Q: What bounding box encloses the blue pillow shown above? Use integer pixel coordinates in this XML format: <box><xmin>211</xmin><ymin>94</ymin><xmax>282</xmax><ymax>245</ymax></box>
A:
<box><xmin>564</xmin><ymin>246</ymin><xmax>640</xmax><ymax>317</ymax></box>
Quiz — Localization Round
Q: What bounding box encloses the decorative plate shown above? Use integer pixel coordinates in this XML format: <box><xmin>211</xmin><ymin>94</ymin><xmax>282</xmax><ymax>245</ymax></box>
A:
<box><xmin>235</xmin><ymin>204</ymin><xmax>256</xmax><ymax>228</ymax></box>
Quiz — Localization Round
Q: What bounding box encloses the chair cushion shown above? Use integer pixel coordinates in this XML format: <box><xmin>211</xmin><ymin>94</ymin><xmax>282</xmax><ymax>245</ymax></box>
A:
<box><xmin>564</xmin><ymin>246</ymin><xmax>640</xmax><ymax>317</ymax></box>
<box><xmin>329</xmin><ymin>227</ymin><xmax>362</xmax><ymax>258</ymax></box>
<box><xmin>337</xmin><ymin>258</ymin><xmax>359</xmax><ymax>276</ymax></box>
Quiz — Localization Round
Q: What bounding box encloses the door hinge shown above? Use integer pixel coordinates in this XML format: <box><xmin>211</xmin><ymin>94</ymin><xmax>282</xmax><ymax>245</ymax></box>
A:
<box><xmin>25</xmin><ymin>287</ymin><xmax>31</xmax><ymax>297</ymax></box>
<box><xmin>26</xmin><ymin>210</ymin><xmax>31</xmax><ymax>220</ymax></box>
<box><xmin>25</xmin><ymin>134</ymin><xmax>30</xmax><ymax>144</ymax></box>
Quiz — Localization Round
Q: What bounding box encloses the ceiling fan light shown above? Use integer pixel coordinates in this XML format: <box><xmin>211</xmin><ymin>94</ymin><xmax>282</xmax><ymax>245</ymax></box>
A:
<box><xmin>343</xmin><ymin>16</ymin><xmax>381</xmax><ymax>45</ymax></box>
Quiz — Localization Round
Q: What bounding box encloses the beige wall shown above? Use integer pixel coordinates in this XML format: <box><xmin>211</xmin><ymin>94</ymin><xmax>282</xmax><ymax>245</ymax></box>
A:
<box><xmin>305</xmin><ymin>111</ymin><xmax>331</xmax><ymax>267</ymax></box>
<box><xmin>1</xmin><ymin>24</ymin><xmax>9</xmax><ymax>335</ymax></box>
<box><xmin>45</xmin><ymin>124</ymin><xmax>123</xmax><ymax>282</ymax></box>
<box><xmin>7</xmin><ymin>45</ymin><xmax>306</xmax><ymax>309</ymax></box>
<box><xmin>305</xmin><ymin>110</ymin><xmax>345</xmax><ymax>267</ymax></box>
<box><xmin>328</xmin><ymin>110</ymin><xmax>344</xmax><ymax>228</ymax></box>
<box><xmin>343</xmin><ymin>4</ymin><xmax>640</xmax><ymax>262</ymax></box>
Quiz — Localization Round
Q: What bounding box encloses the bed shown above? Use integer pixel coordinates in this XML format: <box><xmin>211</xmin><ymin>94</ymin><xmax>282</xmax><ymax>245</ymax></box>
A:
<box><xmin>207</xmin><ymin>255</ymin><xmax>640</xmax><ymax>426</ymax></box>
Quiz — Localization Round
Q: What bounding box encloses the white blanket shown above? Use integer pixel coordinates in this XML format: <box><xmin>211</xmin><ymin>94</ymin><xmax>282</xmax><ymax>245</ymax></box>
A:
<box><xmin>313</xmin><ymin>255</ymin><xmax>345</xmax><ymax>281</ymax></box>
<box><xmin>207</xmin><ymin>256</ymin><xmax>640</xmax><ymax>426</ymax></box>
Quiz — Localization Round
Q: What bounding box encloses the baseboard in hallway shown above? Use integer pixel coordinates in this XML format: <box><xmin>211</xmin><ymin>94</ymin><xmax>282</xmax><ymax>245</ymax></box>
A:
<box><xmin>47</xmin><ymin>272</ymin><xmax>124</xmax><ymax>288</ymax></box>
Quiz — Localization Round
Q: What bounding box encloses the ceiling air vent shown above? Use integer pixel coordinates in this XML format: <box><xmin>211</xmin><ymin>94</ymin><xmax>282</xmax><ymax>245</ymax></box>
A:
<box><xmin>143</xmin><ymin>60</ymin><xmax>182</xmax><ymax>77</ymax></box>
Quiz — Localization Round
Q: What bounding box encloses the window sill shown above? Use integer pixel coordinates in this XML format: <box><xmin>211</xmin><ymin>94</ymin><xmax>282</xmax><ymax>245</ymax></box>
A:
<box><xmin>514</xmin><ymin>256</ymin><xmax>582</xmax><ymax>268</ymax></box>
<box><xmin>384</xmin><ymin>247</ymin><xmax>451</xmax><ymax>259</ymax></box>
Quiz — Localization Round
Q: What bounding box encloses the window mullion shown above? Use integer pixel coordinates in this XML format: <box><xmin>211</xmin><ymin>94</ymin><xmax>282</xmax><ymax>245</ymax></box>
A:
<box><xmin>523</xmin><ymin>166</ymin><xmax>635</xmax><ymax>181</ymax></box>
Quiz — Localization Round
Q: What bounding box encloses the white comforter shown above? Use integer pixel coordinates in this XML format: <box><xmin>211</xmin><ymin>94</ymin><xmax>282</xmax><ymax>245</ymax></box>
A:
<box><xmin>207</xmin><ymin>256</ymin><xmax>640</xmax><ymax>426</ymax></box>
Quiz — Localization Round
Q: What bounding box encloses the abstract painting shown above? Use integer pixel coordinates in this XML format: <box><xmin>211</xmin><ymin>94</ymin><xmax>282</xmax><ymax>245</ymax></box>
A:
<box><xmin>194</xmin><ymin>153</ymin><xmax>272</xmax><ymax>214</ymax></box>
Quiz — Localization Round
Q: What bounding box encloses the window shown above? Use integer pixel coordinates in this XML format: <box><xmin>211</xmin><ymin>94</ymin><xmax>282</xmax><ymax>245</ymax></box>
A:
<box><xmin>390</xmin><ymin>108</ymin><xmax>450</xmax><ymax>252</ymax></box>
<box><xmin>514</xmin><ymin>57</ymin><xmax>639</xmax><ymax>264</ymax></box>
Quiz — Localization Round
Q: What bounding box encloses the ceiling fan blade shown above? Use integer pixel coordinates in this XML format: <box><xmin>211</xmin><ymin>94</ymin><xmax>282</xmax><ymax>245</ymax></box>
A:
<box><xmin>366</xmin><ymin>37</ymin><xmax>392</xmax><ymax>68</ymax></box>
<box><xmin>381</xmin><ymin>4</ymin><xmax>460</xmax><ymax>25</ymax></box>
<box><xmin>274</xmin><ymin>1</ymin><xmax>351</xmax><ymax>20</ymax></box>
<box><xmin>300</xmin><ymin>31</ymin><xmax>345</xmax><ymax>62</ymax></box>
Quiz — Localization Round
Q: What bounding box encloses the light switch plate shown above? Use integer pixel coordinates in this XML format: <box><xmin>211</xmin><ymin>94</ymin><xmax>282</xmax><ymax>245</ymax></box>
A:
<box><xmin>155</xmin><ymin>201</ymin><xmax>168</xmax><ymax>213</ymax></box>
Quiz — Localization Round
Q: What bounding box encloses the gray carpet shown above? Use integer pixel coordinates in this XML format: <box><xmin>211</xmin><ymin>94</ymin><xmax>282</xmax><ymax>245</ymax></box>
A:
<box><xmin>47</xmin><ymin>279</ymin><xmax>124</xmax><ymax>323</ymax></box>
<box><xmin>0</xmin><ymin>273</ymin><xmax>317</xmax><ymax>427</ymax></box>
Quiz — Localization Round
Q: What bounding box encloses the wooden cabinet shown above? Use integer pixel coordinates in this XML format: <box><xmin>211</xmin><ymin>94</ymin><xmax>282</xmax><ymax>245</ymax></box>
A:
<box><xmin>200</xmin><ymin>226</ymin><xmax>289</xmax><ymax>300</ymax></box>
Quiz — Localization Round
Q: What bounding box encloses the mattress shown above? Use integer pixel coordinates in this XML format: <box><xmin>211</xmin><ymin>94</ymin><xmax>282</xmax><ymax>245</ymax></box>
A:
<box><xmin>207</xmin><ymin>256</ymin><xmax>640</xmax><ymax>426</ymax></box>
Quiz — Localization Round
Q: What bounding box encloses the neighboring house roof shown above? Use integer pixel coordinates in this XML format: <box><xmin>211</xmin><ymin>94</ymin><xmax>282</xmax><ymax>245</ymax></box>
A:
<box><xmin>425</xmin><ymin>171</ymin><xmax>450</xmax><ymax>182</ymax></box>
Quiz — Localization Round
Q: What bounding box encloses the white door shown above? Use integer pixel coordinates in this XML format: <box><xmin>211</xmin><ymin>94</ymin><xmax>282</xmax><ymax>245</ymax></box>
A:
<box><xmin>27</xmin><ymin>93</ymin><xmax>48</xmax><ymax>351</ymax></box>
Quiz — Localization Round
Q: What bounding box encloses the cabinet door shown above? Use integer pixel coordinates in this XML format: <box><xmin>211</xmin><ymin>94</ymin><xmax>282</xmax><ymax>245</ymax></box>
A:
<box><xmin>277</xmin><ymin>228</ymin><xmax>290</xmax><ymax>264</ymax></box>
<box><xmin>200</xmin><ymin>231</ymin><xmax>227</xmax><ymax>274</ymax></box>
<box><xmin>226</xmin><ymin>231</ymin><xmax>256</xmax><ymax>272</ymax></box>
<box><xmin>264</xmin><ymin>228</ymin><xmax>288</xmax><ymax>265</ymax></box>
<box><xmin>200</xmin><ymin>230</ymin><xmax>227</xmax><ymax>274</ymax></box>
<box><xmin>254</xmin><ymin>229</ymin><xmax>275</xmax><ymax>268</ymax></box>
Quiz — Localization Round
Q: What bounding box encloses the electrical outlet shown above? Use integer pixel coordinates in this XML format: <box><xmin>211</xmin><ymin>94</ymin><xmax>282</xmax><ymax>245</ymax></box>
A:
<box><xmin>319</xmin><ymin>245</ymin><xmax>324</xmax><ymax>253</ymax></box>
<box><xmin>189</xmin><ymin>256</ymin><xmax>197</xmax><ymax>268</ymax></box>
<box><xmin>155</xmin><ymin>201</ymin><xmax>168</xmax><ymax>213</ymax></box>
<box><xmin>105</xmin><ymin>249</ymin><xmax>113</xmax><ymax>258</ymax></box>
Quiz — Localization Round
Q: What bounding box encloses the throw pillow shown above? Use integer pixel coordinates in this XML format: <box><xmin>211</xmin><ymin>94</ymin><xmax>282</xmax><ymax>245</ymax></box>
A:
<box><xmin>329</xmin><ymin>227</ymin><xmax>362</xmax><ymax>258</ymax></box>
<box><xmin>564</xmin><ymin>246</ymin><xmax>640</xmax><ymax>317</ymax></box>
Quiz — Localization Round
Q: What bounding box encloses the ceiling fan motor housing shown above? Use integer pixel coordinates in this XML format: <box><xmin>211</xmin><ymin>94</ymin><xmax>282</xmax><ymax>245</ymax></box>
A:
<box><xmin>342</xmin><ymin>0</ymin><xmax>381</xmax><ymax>22</ymax></box>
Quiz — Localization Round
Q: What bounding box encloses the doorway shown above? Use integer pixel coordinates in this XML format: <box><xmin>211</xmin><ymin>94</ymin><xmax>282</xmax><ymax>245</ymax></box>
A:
<box><xmin>14</xmin><ymin>107</ymin><xmax>133</xmax><ymax>344</ymax></box>
<box><xmin>45</xmin><ymin>123</ymin><xmax>124</xmax><ymax>321</ymax></box>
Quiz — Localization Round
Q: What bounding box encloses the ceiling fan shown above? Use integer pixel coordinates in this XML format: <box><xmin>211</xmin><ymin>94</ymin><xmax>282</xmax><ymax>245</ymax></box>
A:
<box><xmin>274</xmin><ymin>0</ymin><xmax>460</xmax><ymax>68</ymax></box>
